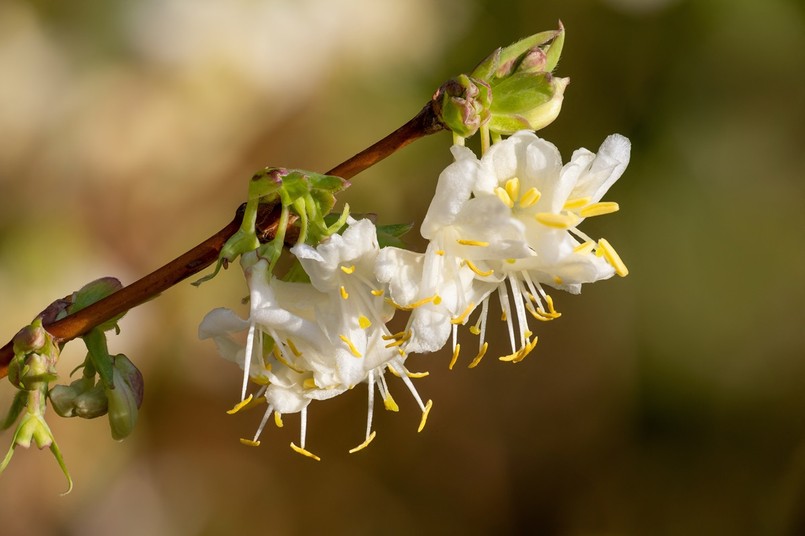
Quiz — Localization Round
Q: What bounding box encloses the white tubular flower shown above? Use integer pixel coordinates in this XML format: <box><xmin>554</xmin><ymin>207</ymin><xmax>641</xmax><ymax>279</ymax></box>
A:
<box><xmin>459</xmin><ymin>130</ymin><xmax>631</xmax><ymax>365</ymax></box>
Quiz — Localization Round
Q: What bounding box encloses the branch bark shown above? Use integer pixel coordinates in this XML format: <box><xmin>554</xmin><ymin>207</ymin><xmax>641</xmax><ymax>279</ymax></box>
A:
<box><xmin>0</xmin><ymin>102</ymin><xmax>444</xmax><ymax>377</ymax></box>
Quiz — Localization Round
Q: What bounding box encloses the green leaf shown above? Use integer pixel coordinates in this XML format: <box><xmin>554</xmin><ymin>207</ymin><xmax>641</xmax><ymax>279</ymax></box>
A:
<box><xmin>376</xmin><ymin>223</ymin><xmax>414</xmax><ymax>249</ymax></box>
<box><xmin>490</xmin><ymin>72</ymin><xmax>553</xmax><ymax>114</ymax></box>
<box><xmin>68</xmin><ymin>278</ymin><xmax>123</xmax><ymax>315</ymax></box>
<box><xmin>1</xmin><ymin>391</ymin><xmax>27</xmax><ymax>430</ymax></box>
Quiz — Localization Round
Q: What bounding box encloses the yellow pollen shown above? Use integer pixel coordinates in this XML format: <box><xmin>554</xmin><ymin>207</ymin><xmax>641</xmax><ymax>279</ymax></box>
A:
<box><xmin>383</xmin><ymin>393</ymin><xmax>400</xmax><ymax>412</ymax></box>
<box><xmin>349</xmin><ymin>431</ymin><xmax>377</xmax><ymax>454</ymax></box>
<box><xmin>340</xmin><ymin>264</ymin><xmax>356</xmax><ymax>274</ymax></box>
<box><xmin>465</xmin><ymin>260</ymin><xmax>494</xmax><ymax>277</ymax></box>
<box><xmin>573</xmin><ymin>241</ymin><xmax>596</xmax><ymax>254</ymax></box>
<box><xmin>290</xmin><ymin>442</ymin><xmax>321</xmax><ymax>461</ymax></box>
<box><xmin>286</xmin><ymin>338</ymin><xmax>302</xmax><ymax>357</ymax></box>
<box><xmin>274</xmin><ymin>411</ymin><xmax>284</xmax><ymax>428</ymax></box>
<box><xmin>239</xmin><ymin>438</ymin><xmax>260</xmax><ymax>447</ymax></box>
<box><xmin>553</xmin><ymin>275</ymin><xmax>563</xmax><ymax>285</ymax></box>
<box><xmin>252</xmin><ymin>374</ymin><xmax>270</xmax><ymax>386</ymax></box>
<box><xmin>339</xmin><ymin>335</ymin><xmax>363</xmax><ymax>357</ymax></box>
<box><xmin>535</xmin><ymin>212</ymin><xmax>579</xmax><ymax>229</ymax></box>
<box><xmin>457</xmin><ymin>239</ymin><xmax>490</xmax><ymax>247</ymax></box>
<box><xmin>495</xmin><ymin>186</ymin><xmax>515</xmax><ymax>208</ymax></box>
<box><xmin>435</xmin><ymin>249</ymin><xmax>445</xmax><ymax>256</ymax></box>
<box><xmin>227</xmin><ymin>394</ymin><xmax>254</xmax><ymax>415</ymax></box>
<box><xmin>469</xmin><ymin>325</ymin><xmax>481</xmax><ymax>335</ymax></box>
<box><xmin>303</xmin><ymin>378</ymin><xmax>317</xmax><ymax>390</ymax></box>
<box><xmin>418</xmin><ymin>399</ymin><xmax>434</xmax><ymax>433</ymax></box>
<box><xmin>371</xmin><ymin>289</ymin><xmax>384</xmax><ymax>296</ymax></box>
<box><xmin>513</xmin><ymin>337</ymin><xmax>539</xmax><ymax>363</ymax></box>
<box><xmin>358</xmin><ymin>315</ymin><xmax>372</xmax><ymax>329</ymax></box>
<box><xmin>407</xmin><ymin>370</ymin><xmax>429</xmax><ymax>379</ymax></box>
<box><xmin>505</xmin><ymin>177</ymin><xmax>521</xmax><ymax>201</ymax></box>
<box><xmin>434</xmin><ymin>295</ymin><xmax>442</xmax><ymax>305</ymax></box>
<box><xmin>451</xmin><ymin>302</ymin><xmax>476</xmax><ymax>325</ymax></box>
<box><xmin>339</xmin><ymin>286</ymin><xmax>349</xmax><ymax>300</ymax></box>
<box><xmin>563</xmin><ymin>197</ymin><xmax>591</xmax><ymax>210</ymax></box>
<box><xmin>580</xmin><ymin>202</ymin><xmax>620</xmax><ymax>218</ymax></box>
<box><xmin>448</xmin><ymin>343</ymin><xmax>461</xmax><ymax>370</ymax></box>
<box><xmin>598</xmin><ymin>238</ymin><xmax>629</xmax><ymax>277</ymax></box>
<box><xmin>519</xmin><ymin>187</ymin><xmax>542</xmax><ymax>208</ymax></box>
<box><xmin>468</xmin><ymin>342</ymin><xmax>489</xmax><ymax>369</ymax></box>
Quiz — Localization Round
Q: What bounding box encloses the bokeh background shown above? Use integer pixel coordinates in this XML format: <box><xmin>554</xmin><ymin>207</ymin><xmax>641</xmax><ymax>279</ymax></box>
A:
<box><xmin>1</xmin><ymin>0</ymin><xmax>804</xmax><ymax>534</ymax></box>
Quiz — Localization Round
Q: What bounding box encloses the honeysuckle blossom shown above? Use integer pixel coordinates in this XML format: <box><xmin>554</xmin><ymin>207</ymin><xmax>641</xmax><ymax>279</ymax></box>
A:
<box><xmin>199</xmin><ymin>219</ymin><xmax>433</xmax><ymax>460</ymax></box>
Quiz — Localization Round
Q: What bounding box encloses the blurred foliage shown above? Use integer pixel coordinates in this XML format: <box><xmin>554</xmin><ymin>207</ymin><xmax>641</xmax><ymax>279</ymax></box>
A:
<box><xmin>1</xmin><ymin>0</ymin><xmax>804</xmax><ymax>534</ymax></box>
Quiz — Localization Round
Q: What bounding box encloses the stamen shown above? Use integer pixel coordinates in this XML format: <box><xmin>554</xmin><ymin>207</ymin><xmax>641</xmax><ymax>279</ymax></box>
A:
<box><xmin>417</xmin><ymin>400</ymin><xmax>434</xmax><ymax>433</ymax></box>
<box><xmin>519</xmin><ymin>187</ymin><xmax>542</xmax><ymax>208</ymax></box>
<box><xmin>383</xmin><ymin>393</ymin><xmax>399</xmax><ymax>412</ymax></box>
<box><xmin>290</xmin><ymin>443</ymin><xmax>321</xmax><ymax>461</ymax></box>
<box><xmin>274</xmin><ymin>411</ymin><xmax>284</xmax><ymax>428</ymax></box>
<box><xmin>435</xmin><ymin>249</ymin><xmax>445</xmax><ymax>256</ymax></box>
<box><xmin>249</xmin><ymin>403</ymin><xmax>275</xmax><ymax>446</ymax></box>
<box><xmin>286</xmin><ymin>338</ymin><xmax>302</xmax><ymax>357</ymax></box>
<box><xmin>384</xmin><ymin>338</ymin><xmax>406</xmax><ymax>349</ymax></box>
<box><xmin>573</xmin><ymin>241</ymin><xmax>596</xmax><ymax>254</ymax></box>
<box><xmin>340</xmin><ymin>264</ymin><xmax>356</xmax><ymax>274</ymax></box>
<box><xmin>495</xmin><ymin>186</ymin><xmax>515</xmax><ymax>208</ymax></box>
<box><xmin>339</xmin><ymin>286</ymin><xmax>349</xmax><ymax>300</ymax></box>
<box><xmin>451</xmin><ymin>302</ymin><xmax>476</xmax><ymax>325</ymax></box>
<box><xmin>448</xmin><ymin>343</ymin><xmax>461</xmax><ymax>370</ymax></box>
<box><xmin>457</xmin><ymin>239</ymin><xmax>490</xmax><ymax>247</ymax></box>
<box><xmin>553</xmin><ymin>275</ymin><xmax>563</xmax><ymax>285</ymax></box>
<box><xmin>563</xmin><ymin>196</ymin><xmax>591</xmax><ymax>210</ymax></box>
<box><xmin>468</xmin><ymin>342</ymin><xmax>489</xmax><ymax>369</ymax></box>
<box><xmin>273</xmin><ymin>345</ymin><xmax>305</xmax><ymax>374</ymax></box>
<box><xmin>505</xmin><ymin>177</ymin><xmax>520</xmax><ymax>202</ymax></box>
<box><xmin>349</xmin><ymin>431</ymin><xmax>377</xmax><ymax>454</ymax></box>
<box><xmin>387</xmin><ymin>364</ymin><xmax>401</xmax><ymax>378</ymax></box>
<box><xmin>339</xmin><ymin>334</ymin><xmax>363</xmax><ymax>357</ymax></box>
<box><xmin>227</xmin><ymin>394</ymin><xmax>255</xmax><ymax>415</ymax></box>
<box><xmin>241</xmin><ymin>322</ymin><xmax>257</xmax><ymax>401</ymax></box>
<box><xmin>406</xmin><ymin>370</ymin><xmax>429</xmax><ymax>379</ymax></box>
<box><xmin>386</xmin><ymin>294</ymin><xmax>439</xmax><ymax>311</ymax></box>
<box><xmin>371</xmin><ymin>289</ymin><xmax>384</xmax><ymax>297</ymax></box>
<box><xmin>580</xmin><ymin>202</ymin><xmax>619</xmax><ymax>218</ymax></box>
<box><xmin>469</xmin><ymin>325</ymin><xmax>481</xmax><ymax>335</ymax></box>
<box><xmin>465</xmin><ymin>260</ymin><xmax>494</xmax><ymax>277</ymax></box>
<box><xmin>358</xmin><ymin>315</ymin><xmax>372</xmax><ymax>329</ymax></box>
<box><xmin>382</xmin><ymin>330</ymin><xmax>408</xmax><ymax>341</ymax></box>
<box><xmin>535</xmin><ymin>212</ymin><xmax>579</xmax><ymax>229</ymax></box>
<box><xmin>240</xmin><ymin>438</ymin><xmax>260</xmax><ymax>447</ymax></box>
<box><xmin>598</xmin><ymin>238</ymin><xmax>629</xmax><ymax>277</ymax></box>
<box><xmin>303</xmin><ymin>378</ymin><xmax>317</xmax><ymax>390</ymax></box>
<box><xmin>514</xmin><ymin>337</ymin><xmax>539</xmax><ymax>363</ymax></box>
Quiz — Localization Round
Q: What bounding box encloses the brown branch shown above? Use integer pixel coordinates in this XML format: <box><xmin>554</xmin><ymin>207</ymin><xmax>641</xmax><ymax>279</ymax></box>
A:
<box><xmin>0</xmin><ymin>102</ymin><xmax>444</xmax><ymax>378</ymax></box>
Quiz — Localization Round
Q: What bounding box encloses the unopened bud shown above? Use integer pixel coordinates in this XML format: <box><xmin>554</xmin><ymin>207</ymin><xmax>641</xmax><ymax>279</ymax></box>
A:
<box><xmin>105</xmin><ymin>354</ymin><xmax>144</xmax><ymax>440</ymax></box>
<box><xmin>74</xmin><ymin>384</ymin><xmax>109</xmax><ymax>419</ymax></box>
<box><xmin>488</xmin><ymin>74</ymin><xmax>569</xmax><ymax>135</ymax></box>
<box><xmin>432</xmin><ymin>74</ymin><xmax>492</xmax><ymax>138</ymax></box>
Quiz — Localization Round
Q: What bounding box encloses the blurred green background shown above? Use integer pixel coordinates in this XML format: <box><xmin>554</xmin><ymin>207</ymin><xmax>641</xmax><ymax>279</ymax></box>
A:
<box><xmin>1</xmin><ymin>0</ymin><xmax>804</xmax><ymax>534</ymax></box>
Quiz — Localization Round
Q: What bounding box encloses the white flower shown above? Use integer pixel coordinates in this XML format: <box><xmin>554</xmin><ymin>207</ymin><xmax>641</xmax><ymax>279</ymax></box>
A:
<box><xmin>199</xmin><ymin>219</ymin><xmax>434</xmax><ymax>459</ymax></box>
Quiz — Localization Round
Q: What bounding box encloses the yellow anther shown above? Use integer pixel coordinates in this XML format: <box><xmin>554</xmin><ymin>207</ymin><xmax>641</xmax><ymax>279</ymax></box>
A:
<box><xmin>563</xmin><ymin>196</ymin><xmax>591</xmax><ymax>210</ymax></box>
<box><xmin>535</xmin><ymin>212</ymin><xmax>579</xmax><ymax>229</ymax></box>
<box><xmin>451</xmin><ymin>302</ymin><xmax>476</xmax><ymax>325</ymax></box>
<box><xmin>448</xmin><ymin>343</ymin><xmax>461</xmax><ymax>370</ymax></box>
<box><xmin>519</xmin><ymin>187</ymin><xmax>542</xmax><ymax>208</ymax></box>
<box><xmin>435</xmin><ymin>249</ymin><xmax>445</xmax><ymax>256</ymax></box>
<box><xmin>339</xmin><ymin>286</ymin><xmax>349</xmax><ymax>300</ymax></box>
<box><xmin>384</xmin><ymin>338</ymin><xmax>406</xmax><ymax>349</ymax></box>
<box><xmin>358</xmin><ymin>315</ymin><xmax>372</xmax><ymax>329</ymax></box>
<box><xmin>239</xmin><ymin>438</ymin><xmax>260</xmax><ymax>447</ymax></box>
<box><xmin>499</xmin><ymin>351</ymin><xmax>519</xmax><ymax>362</ymax></box>
<box><xmin>340</xmin><ymin>264</ymin><xmax>356</xmax><ymax>274</ymax></box>
<box><xmin>386</xmin><ymin>294</ymin><xmax>439</xmax><ymax>311</ymax></box>
<box><xmin>505</xmin><ymin>177</ymin><xmax>521</xmax><ymax>202</ymax></box>
<box><xmin>457</xmin><ymin>239</ymin><xmax>490</xmax><ymax>247</ymax></box>
<box><xmin>580</xmin><ymin>202</ymin><xmax>620</xmax><ymax>218</ymax></box>
<box><xmin>598</xmin><ymin>238</ymin><xmax>629</xmax><ymax>277</ymax></box>
<box><xmin>286</xmin><ymin>338</ymin><xmax>302</xmax><ymax>357</ymax></box>
<box><xmin>433</xmin><ymin>295</ymin><xmax>442</xmax><ymax>305</ymax></box>
<box><xmin>528</xmin><ymin>307</ymin><xmax>555</xmax><ymax>321</ymax></box>
<box><xmin>506</xmin><ymin>258</ymin><xmax>516</xmax><ymax>264</ymax></box>
<box><xmin>469</xmin><ymin>325</ymin><xmax>481</xmax><ymax>335</ymax></box>
<box><xmin>501</xmin><ymin>310</ymin><xmax>507</xmax><ymax>321</ymax></box>
<box><xmin>465</xmin><ymin>260</ymin><xmax>494</xmax><ymax>277</ymax></box>
<box><xmin>303</xmin><ymin>378</ymin><xmax>317</xmax><ymax>390</ymax></box>
<box><xmin>339</xmin><ymin>335</ymin><xmax>363</xmax><ymax>357</ymax></box>
<box><xmin>227</xmin><ymin>394</ymin><xmax>254</xmax><ymax>415</ymax></box>
<box><xmin>468</xmin><ymin>342</ymin><xmax>489</xmax><ymax>369</ymax></box>
<box><xmin>406</xmin><ymin>370</ymin><xmax>429</xmax><ymax>379</ymax></box>
<box><xmin>348</xmin><ymin>431</ymin><xmax>377</xmax><ymax>454</ymax></box>
<box><xmin>274</xmin><ymin>411</ymin><xmax>284</xmax><ymax>428</ymax></box>
<box><xmin>273</xmin><ymin>346</ymin><xmax>304</xmax><ymax>374</ymax></box>
<box><xmin>418</xmin><ymin>400</ymin><xmax>434</xmax><ymax>433</ymax></box>
<box><xmin>290</xmin><ymin>442</ymin><xmax>321</xmax><ymax>461</ymax></box>
<box><xmin>513</xmin><ymin>337</ymin><xmax>539</xmax><ymax>363</ymax></box>
<box><xmin>387</xmin><ymin>365</ymin><xmax>402</xmax><ymax>378</ymax></box>
<box><xmin>544</xmin><ymin>294</ymin><xmax>559</xmax><ymax>315</ymax></box>
<box><xmin>383</xmin><ymin>393</ymin><xmax>400</xmax><ymax>412</ymax></box>
<box><xmin>553</xmin><ymin>275</ymin><xmax>563</xmax><ymax>285</ymax></box>
<box><xmin>382</xmin><ymin>330</ymin><xmax>408</xmax><ymax>341</ymax></box>
<box><xmin>371</xmin><ymin>289</ymin><xmax>384</xmax><ymax>297</ymax></box>
<box><xmin>495</xmin><ymin>186</ymin><xmax>515</xmax><ymax>208</ymax></box>
<box><xmin>573</xmin><ymin>241</ymin><xmax>596</xmax><ymax>254</ymax></box>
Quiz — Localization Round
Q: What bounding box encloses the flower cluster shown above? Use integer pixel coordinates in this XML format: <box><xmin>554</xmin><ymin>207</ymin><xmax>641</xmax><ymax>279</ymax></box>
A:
<box><xmin>200</xmin><ymin>130</ymin><xmax>630</xmax><ymax>459</ymax></box>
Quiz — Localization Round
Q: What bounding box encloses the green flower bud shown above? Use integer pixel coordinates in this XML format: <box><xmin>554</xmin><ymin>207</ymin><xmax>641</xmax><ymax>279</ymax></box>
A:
<box><xmin>488</xmin><ymin>74</ymin><xmax>569</xmax><ymax>135</ymax></box>
<box><xmin>432</xmin><ymin>74</ymin><xmax>492</xmax><ymax>138</ymax></box>
<box><xmin>49</xmin><ymin>384</ymin><xmax>80</xmax><ymax>418</ymax></box>
<box><xmin>105</xmin><ymin>354</ymin><xmax>143</xmax><ymax>440</ymax></box>
<box><xmin>73</xmin><ymin>383</ymin><xmax>109</xmax><ymax>419</ymax></box>
<box><xmin>12</xmin><ymin>324</ymin><xmax>46</xmax><ymax>355</ymax></box>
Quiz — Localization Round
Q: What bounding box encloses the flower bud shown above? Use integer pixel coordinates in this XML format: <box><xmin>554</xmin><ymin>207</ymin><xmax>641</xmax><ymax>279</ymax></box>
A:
<box><xmin>488</xmin><ymin>74</ymin><xmax>569</xmax><ymax>135</ymax></box>
<box><xmin>432</xmin><ymin>74</ymin><xmax>492</xmax><ymax>138</ymax></box>
<box><xmin>74</xmin><ymin>383</ymin><xmax>109</xmax><ymax>419</ymax></box>
<box><xmin>105</xmin><ymin>354</ymin><xmax>143</xmax><ymax>440</ymax></box>
<box><xmin>12</xmin><ymin>324</ymin><xmax>46</xmax><ymax>355</ymax></box>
